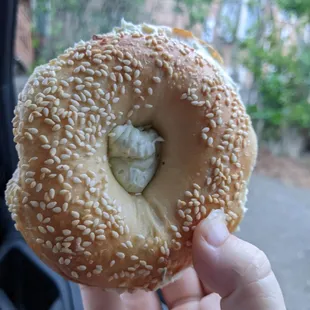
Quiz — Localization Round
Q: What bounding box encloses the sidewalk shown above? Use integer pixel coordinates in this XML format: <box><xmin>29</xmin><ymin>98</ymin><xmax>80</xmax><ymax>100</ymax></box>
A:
<box><xmin>238</xmin><ymin>174</ymin><xmax>310</xmax><ymax>310</ymax></box>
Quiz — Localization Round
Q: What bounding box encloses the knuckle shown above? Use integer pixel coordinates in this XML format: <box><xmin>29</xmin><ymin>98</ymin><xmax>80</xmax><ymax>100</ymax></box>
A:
<box><xmin>243</xmin><ymin>246</ymin><xmax>272</xmax><ymax>284</ymax></box>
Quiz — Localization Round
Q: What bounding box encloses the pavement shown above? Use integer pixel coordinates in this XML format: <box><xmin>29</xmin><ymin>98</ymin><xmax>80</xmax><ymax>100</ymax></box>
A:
<box><xmin>236</xmin><ymin>173</ymin><xmax>310</xmax><ymax>310</ymax></box>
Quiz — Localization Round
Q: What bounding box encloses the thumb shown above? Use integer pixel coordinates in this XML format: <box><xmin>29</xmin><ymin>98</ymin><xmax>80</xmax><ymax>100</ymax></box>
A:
<box><xmin>192</xmin><ymin>209</ymin><xmax>286</xmax><ymax>310</ymax></box>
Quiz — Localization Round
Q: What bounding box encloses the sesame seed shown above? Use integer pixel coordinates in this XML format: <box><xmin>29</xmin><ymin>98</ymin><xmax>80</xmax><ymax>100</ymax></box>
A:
<box><xmin>47</xmin><ymin>226</ymin><xmax>55</xmax><ymax>233</ymax></box>
<box><xmin>52</xmin><ymin>124</ymin><xmax>61</xmax><ymax>131</ymax></box>
<box><xmin>95</xmin><ymin>228</ymin><xmax>105</xmax><ymax>235</ymax></box>
<box><xmin>180</xmin><ymin>93</ymin><xmax>187</xmax><ymax>100</ymax></box>
<box><xmin>22</xmin><ymin>196</ymin><xmax>28</xmax><ymax>204</ymax></box>
<box><xmin>100</xmin><ymin>69</ymin><xmax>108</xmax><ymax>77</ymax></box>
<box><xmin>160</xmin><ymin>246</ymin><xmax>166</xmax><ymax>255</ymax></box>
<box><xmin>113</xmin><ymin>273</ymin><xmax>119</xmax><ymax>280</ymax></box>
<box><xmin>158</xmin><ymin>257</ymin><xmax>165</xmax><ymax>264</ymax></box>
<box><xmin>170</xmin><ymin>225</ymin><xmax>178</xmax><ymax>232</ymax></box>
<box><xmin>193</xmin><ymin>183</ymin><xmax>201</xmax><ymax>190</ymax></box>
<box><xmin>36</xmin><ymin>238</ymin><xmax>44</xmax><ymax>244</ymax></box>
<box><xmin>49</xmin><ymin>188</ymin><xmax>55</xmax><ymax>199</ymax></box>
<box><xmin>122</xmin><ymin>59</ymin><xmax>131</xmax><ymax>65</ymax></box>
<box><xmin>127</xmin><ymin>110</ymin><xmax>133</xmax><ymax>117</ymax></box>
<box><xmin>36</xmin><ymin>213</ymin><xmax>43</xmax><ymax>222</ymax></box>
<box><xmin>123</xmin><ymin>66</ymin><xmax>132</xmax><ymax>73</ymax></box>
<box><xmin>62</xmin><ymin>229</ymin><xmax>71</xmax><ymax>236</ymax></box>
<box><xmin>186</xmin><ymin>213</ymin><xmax>194</xmax><ymax>221</ymax></box>
<box><xmin>228</xmin><ymin>210</ymin><xmax>238</xmax><ymax>219</ymax></box>
<box><xmin>231</xmin><ymin>153</ymin><xmax>238</xmax><ymax>163</ymax></box>
<box><xmin>136</xmin><ymin>234</ymin><xmax>145</xmax><ymax>240</ymax></box>
<box><xmin>110</xmin><ymin>72</ymin><xmax>116</xmax><ymax>81</ymax></box>
<box><xmin>191</xmin><ymin>101</ymin><xmax>205</xmax><ymax>107</ymax></box>
<box><xmin>124</xmin><ymin>73</ymin><xmax>131</xmax><ymax>81</ymax></box>
<box><xmin>38</xmin><ymin>226</ymin><xmax>47</xmax><ymax>234</ymax></box>
<box><xmin>58</xmin><ymin>257</ymin><xmax>64</xmax><ymax>264</ymax></box>
<box><xmin>28</xmin><ymin>128</ymin><xmax>38</xmax><ymax>135</ymax></box>
<box><xmin>39</xmin><ymin>135</ymin><xmax>49</xmax><ymax>144</ymax></box>
<box><xmin>124</xmin><ymin>225</ymin><xmax>130</xmax><ymax>234</ymax></box>
<box><xmin>202</xmin><ymin>133</ymin><xmax>208</xmax><ymax>140</ymax></box>
<box><xmin>36</xmin><ymin>183</ymin><xmax>43</xmax><ymax>192</ymax></box>
<box><xmin>126</xmin><ymin>240</ymin><xmax>133</xmax><ymax>248</ymax></box>
<box><xmin>207</xmin><ymin>137</ymin><xmax>214</xmax><ymax>146</ymax></box>
<box><xmin>111</xmin><ymin>231</ymin><xmax>119</xmax><ymax>238</ymax></box>
<box><xmin>116</xmin><ymin>252</ymin><xmax>125</xmax><ymax>259</ymax></box>
<box><xmin>134</xmin><ymin>70</ymin><xmax>140</xmax><ymax>79</ymax></box>
<box><xmin>86</xmin><ymin>69</ymin><xmax>95</xmax><ymax>75</ymax></box>
<box><xmin>75</xmin><ymin>85</ymin><xmax>85</xmax><ymax>91</ymax></box>
<box><xmin>134</xmin><ymin>80</ymin><xmax>142</xmax><ymax>87</ymax></box>
<box><xmin>41</xmin><ymin>144</ymin><xmax>51</xmax><ymax>150</ymax></box>
<box><xmin>185</xmin><ymin>191</ymin><xmax>192</xmax><ymax>197</ymax></box>
<box><xmin>155</xmin><ymin>59</ymin><xmax>163</xmax><ymax>67</ymax></box>
<box><xmin>218</xmin><ymin>189</ymin><xmax>226</xmax><ymax>196</ymax></box>
<box><xmin>194</xmin><ymin>189</ymin><xmax>200</xmax><ymax>198</ymax></box>
<box><xmin>84</xmin><ymin>220</ymin><xmax>93</xmax><ymax>226</ymax></box>
<box><xmin>60</xmin><ymin>80</ymin><xmax>69</xmax><ymax>87</ymax></box>
<box><xmin>152</xmin><ymin>76</ymin><xmax>161</xmax><ymax>83</ymax></box>
<box><xmin>210</xmin><ymin>120</ymin><xmax>217</xmax><ymax>128</ymax></box>
<box><xmin>84</xmin><ymin>89</ymin><xmax>92</xmax><ymax>97</ymax></box>
<box><xmin>64</xmin><ymin>236</ymin><xmax>74</xmax><ymax>242</ymax></box>
<box><xmin>125</xmin><ymin>52</ymin><xmax>132</xmax><ymax>59</ymax></box>
<box><xmin>72</xmin><ymin>177</ymin><xmax>82</xmax><ymax>184</ymax></box>
<box><xmin>82</xmin><ymin>241</ymin><xmax>91</xmax><ymax>247</ymax></box>
<box><xmin>47</xmin><ymin>202</ymin><xmax>57</xmax><ymax>209</ymax></box>
<box><xmin>87</xmin><ymin>98</ymin><xmax>95</xmax><ymax>105</ymax></box>
<box><xmin>71</xmin><ymin>271</ymin><xmax>79</xmax><ymax>279</ymax></box>
<box><xmin>178</xmin><ymin>210</ymin><xmax>185</xmax><ymax>218</ymax></box>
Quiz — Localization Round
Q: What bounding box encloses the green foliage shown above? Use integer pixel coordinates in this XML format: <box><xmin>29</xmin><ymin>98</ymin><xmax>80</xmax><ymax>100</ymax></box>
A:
<box><xmin>277</xmin><ymin>0</ymin><xmax>310</xmax><ymax>19</ymax></box>
<box><xmin>240</xmin><ymin>0</ymin><xmax>310</xmax><ymax>140</ymax></box>
<box><xmin>174</xmin><ymin>0</ymin><xmax>213</xmax><ymax>29</ymax></box>
<box><xmin>32</xmin><ymin>0</ymin><xmax>147</xmax><ymax>66</ymax></box>
<box><xmin>174</xmin><ymin>0</ymin><xmax>310</xmax><ymax>144</ymax></box>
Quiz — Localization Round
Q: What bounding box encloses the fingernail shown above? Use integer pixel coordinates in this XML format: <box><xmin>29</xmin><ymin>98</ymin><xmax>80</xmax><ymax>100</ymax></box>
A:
<box><xmin>201</xmin><ymin>209</ymin><xmax>229</xmax><ymax>247</ymax></box>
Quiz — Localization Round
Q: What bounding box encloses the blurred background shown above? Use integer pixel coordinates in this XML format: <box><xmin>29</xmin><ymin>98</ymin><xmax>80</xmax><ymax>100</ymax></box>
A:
<box><xmin>7</xmin><ymin>0</ymin><xmax>310</xmax><ymax>309</ymax></box>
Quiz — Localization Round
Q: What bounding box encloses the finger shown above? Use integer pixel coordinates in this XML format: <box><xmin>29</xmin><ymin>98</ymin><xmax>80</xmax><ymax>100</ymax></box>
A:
<box><xmin>168</xmin><ymin>293</ymin><xmax>221</xmax><ymax>310</ymax></box>
<box><xmin>201</xmin><ymin>293</ymin><xmax>221</xmax><ymax>310</ymax></box>
<box><xmin>161</xmin><ymin>267</ymin><xmax>204</xmax><ymax>309</ymax></box>
<box><xmin>80</xmin><ymin>285</ymin><xmax>123</xmax><ymax>310</ymax></box>
<box><xmin>121</xmin><ymin>290</ymin><xmax>162</xmax><ymax>310</ymax></box>
<box><xmin>192</xmin><ymin>209</ymin><xmax>287</xmax><ymax>310</ymax></box>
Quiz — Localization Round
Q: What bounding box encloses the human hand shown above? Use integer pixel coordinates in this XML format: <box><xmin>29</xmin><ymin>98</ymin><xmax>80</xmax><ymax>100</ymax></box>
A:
<box><xmin>80</xmin><ymin>209</ymin><xmax>286</xmax><ymax>310</ymax></box>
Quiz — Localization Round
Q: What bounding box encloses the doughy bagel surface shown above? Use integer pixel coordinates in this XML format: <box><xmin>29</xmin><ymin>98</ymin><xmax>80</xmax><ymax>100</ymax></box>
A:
<box><xmin>5</xmin><ymin>22</ymin><xmax>257</xmax><ymax>291</ymax></box>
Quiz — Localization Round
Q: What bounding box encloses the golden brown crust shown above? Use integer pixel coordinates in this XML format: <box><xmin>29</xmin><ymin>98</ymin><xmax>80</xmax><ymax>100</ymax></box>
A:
<box><xmin>5</xmin><ymin>26</ymin><xmax>257</xmax><ymax>291</ymax></box>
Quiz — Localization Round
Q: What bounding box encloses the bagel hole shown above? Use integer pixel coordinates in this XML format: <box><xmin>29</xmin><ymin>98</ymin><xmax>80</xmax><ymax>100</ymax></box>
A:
<box><xmin>107</xmin><ymin>123</ymin><xmax>164</xmax><ymax>194</ymax></box>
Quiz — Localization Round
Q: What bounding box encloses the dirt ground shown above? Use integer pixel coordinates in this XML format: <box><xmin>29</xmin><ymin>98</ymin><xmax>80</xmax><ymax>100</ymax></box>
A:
<box><xmin>254</xmin><ymin>148</ymin><xmax>310</xmax><ymax>189</ymax></box>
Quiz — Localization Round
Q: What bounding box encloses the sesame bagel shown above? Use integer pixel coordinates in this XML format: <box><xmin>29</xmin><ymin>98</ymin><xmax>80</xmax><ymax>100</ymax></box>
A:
<box><xmin>5</xmin><ymin>21</ymin><xmax>257</xmax><ymax>292</ymax></box>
